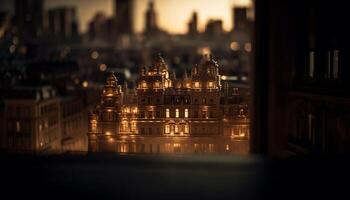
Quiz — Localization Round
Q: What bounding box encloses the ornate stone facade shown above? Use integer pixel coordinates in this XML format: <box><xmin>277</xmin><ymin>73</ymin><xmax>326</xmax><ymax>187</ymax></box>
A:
<box><xmin>87</xmin><ymin>55</ymin><xmax>249</xmax><ymax>154</ymax></box>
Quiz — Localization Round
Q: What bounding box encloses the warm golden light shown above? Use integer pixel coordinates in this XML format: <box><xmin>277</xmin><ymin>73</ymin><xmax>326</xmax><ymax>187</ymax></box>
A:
<box><xmin>198</xmin><ymin>47</ymin><xmax>211</xmax><ymax>55</ymax></box>
<box><xmin>165</xmin><ymin>125</ymin><xmax>170</xmax><ymax>133</ymax></box>
<box><xmin>230</xmin><ymin>42</ymin><xmax>239</xmax><ymax>51</ymax></box>
<box><xmin>142</xmin><ymin>81</ymin><xmax>147</xmax><ymax>88</ymax></box>
<box><xmin>99</xmin><ymin>63</ymin><xmax>107</xmax><ymax>71</ymax></box>
<box><xmin>91</xmin><ymin>51</ymin><xmax>99</xmax><ymax>59</ymax></box>
<box><xmin>154</xmin><ymin>81</ymin><xmax>160</xmax><ymax>88</ymax></box>
<box><xmin>82</xmin><ymin>81</ymin><xmax>89</xmax><ymax>88</ymax></box>
<box><xmin>47</xmin><ymin>0</ymin><xmax>252</xmax><ymax>34</ymax></box>
<box><xmin>166</xmin><ymin>108</ymin><xmax>170</xmax><ymax>118</ymax></box>
<box><xmin>9</xmin><ymin>45</ymin><xmax>16</xmax><ymax>54</ymax></box>
<box><xmin>208</xmin><ymin>81</ymin><xmax>214</xmax><ymax>88</ymax></box>
<box><xmin>244</xmin><ymin>42</ymin><xmax>252</xmax><ymax>52</ymax></box>
<box><xmin>194</xmin><ymin>82</ymin><xmax>200</xmax><ymax>88</ymax></box>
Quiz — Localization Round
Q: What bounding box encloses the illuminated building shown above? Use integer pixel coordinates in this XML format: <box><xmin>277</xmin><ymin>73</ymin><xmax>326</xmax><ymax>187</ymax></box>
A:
<box><xmin>88</xmin><ymin>55</ymin><xmax>249</xmax><ymax>154</ymax></box>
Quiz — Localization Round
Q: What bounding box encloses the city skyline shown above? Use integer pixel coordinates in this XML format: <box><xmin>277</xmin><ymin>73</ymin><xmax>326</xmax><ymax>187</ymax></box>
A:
<box><xmin>1</xmin><ymin>0</ymin><xmax>252</xmax><ymax>34</ymax></box>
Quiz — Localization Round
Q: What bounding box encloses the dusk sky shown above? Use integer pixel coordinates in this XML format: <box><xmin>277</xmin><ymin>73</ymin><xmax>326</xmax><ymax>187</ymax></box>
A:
<box><xmin>1</xmin><ymin>0</ymin><xmax>252</xmax><ymax>34</ymax></box>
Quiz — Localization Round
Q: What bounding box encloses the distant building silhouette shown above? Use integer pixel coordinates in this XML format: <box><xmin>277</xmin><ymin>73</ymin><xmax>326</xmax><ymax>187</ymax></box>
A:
<box><xmin>144</xmin><ymin>0</ymin><xmax>159</xmax><ymax>36</ymax></box>
<box><xmin>188</xmin><ymin>12</ymin><xmax>198</xmax><ymax>37</ymax></box>
<box><xmin>115</xmin><ymin>0</ymin><xmax>134</xmax><ymax>35</ymax></box>
<box><xmin>205</xmin><ymin>19</ymin><xmax>224</xmax><ymax>38</ymax></box>
<box><xmin>88</xmin><ymin>12</ymin><xmax>109</xmax><ymax>41</ymax></box>
<box><xmin>46</xmin><ymin>7</ymin><xmax>78</xmax><ymax>39</ymax></box>
<box><xmin>14</xmin><ymin>0</ymin><xmax>44</xmax><ymax>39</ymax></box>
<box><xmin>232</xmin><ymin>7</ymin><xmax>249</xmax><ymax>31</ymax></box>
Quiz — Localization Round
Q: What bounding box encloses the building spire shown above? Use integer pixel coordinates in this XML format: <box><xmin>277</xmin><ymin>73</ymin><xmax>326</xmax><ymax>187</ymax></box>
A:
<box><xmin>154</xmin><ymin>53</ymin><xmax>168</xmax><ymax>71</ymax></box>
<box><xmin>183</xmin><ymin>69</ymin><xmax>188</xmax><ymax>79</ymax></box>
<box><xmin>106</xmin><ymin>72</ymin><xmax>118</xmax><ymax>86</ymax></box>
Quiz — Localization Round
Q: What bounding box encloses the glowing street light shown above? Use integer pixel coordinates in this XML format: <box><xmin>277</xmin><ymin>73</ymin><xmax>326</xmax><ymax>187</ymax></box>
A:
<box><xmin>91</xmin><ymin>51</ymin><xmax>99</xmax><ymax>60</ymax></box>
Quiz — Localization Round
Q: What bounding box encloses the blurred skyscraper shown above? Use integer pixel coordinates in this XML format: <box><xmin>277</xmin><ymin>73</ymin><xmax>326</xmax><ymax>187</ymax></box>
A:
<box><xmin>46</xmin><ymin>7</ymin><xmax>78</xmax><ymax>39</ymax></box>
<box><xmin>232</xmin><ymin>7</ymin><xmax>250</xmax><ymax>31</ymax></box>
<box><xmin>205</xmin><ymin>19</ymin><xmax>223</xmax><ymax>38</ymax></box>
<box><xmin>115</xmin><ymin>0</ymin><xmax>134</xmax><ymax>35</ymax></box>
<box><xmin>14</xmin><ymin>0</ymin><xmax>44</xmax><ymax>39</ymax></box>
<box><xmin>144</xmin><ymin>0</ymin><xmax>159</xmax><ymax>36</ymax></box>
<box><xmin>88</xmin><ymin>12</ymin><xmax>109</xmax><ymax>41</ymax></box>
<box><xmin>188</xmin><ymin>12</ymin><xmax>198</xmax><ymax>37</ymax></box>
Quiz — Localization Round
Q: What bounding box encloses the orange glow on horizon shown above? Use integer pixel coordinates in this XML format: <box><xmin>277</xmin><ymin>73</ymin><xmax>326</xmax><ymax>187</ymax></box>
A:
<box><xmin>45</xmin><ymin>0</ymin><xmax>252</xmax><ymax>34</ymax></box>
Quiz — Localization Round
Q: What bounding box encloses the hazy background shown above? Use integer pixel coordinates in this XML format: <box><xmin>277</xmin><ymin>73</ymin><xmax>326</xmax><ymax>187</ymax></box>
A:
<box><xmin>0</xmin><ymin>0</ymin><xmax>252</xmax><ymax>34</ymax></box>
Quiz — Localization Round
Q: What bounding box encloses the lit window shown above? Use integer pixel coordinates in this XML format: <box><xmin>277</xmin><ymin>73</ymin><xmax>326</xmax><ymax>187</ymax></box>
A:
<box><xmin>309</xmin><ymin>51</ymin><xmax>315</xmax><ymax>78</ymax></box>
<box><xmin>91</xmin><ymin>120</ymin><xmax>97</xmax><ymax>132</ymax></box>
<box><xmin>105</xmin><ymin>131</ymin><xmax>112</xmax><ymax>136</ymax></box>
<box><xmin>165</xmin><ymin>125</ymin><xmax>170</xmax><ymax>134</ymax></box>
<box><xmin>175</xmin><ymin>125</ymin><xmax>179</xmax><ymax>133</ymax></box>
<box><xmin>122</xmin><ymin>121</ymin><xmax>128</xmax><ymax>131</ymax></box>
<box><xmin>194</xmin><ymin>82</ymin><xmax>200</xmax><ymax>88</ymax></box>
<box><xmin>209</xmin><ymin>144</ymin><xmax>214</xmax><ymax>152</ymax></box>
<box><xmin>175</xmin><ymin>109</ymin><xmax>179</xmax><ymax>118</ymax></box>
<box><xmin>208</xmin><ymin>81</ymin><xmax>214</xmax><ymax>88</ymax></box>
<box><xmin>174</xmin><ymin>143</ymin><xmax>181</xmax><ymax>152</ymax></box>
<box><xmin>170</xmin><ymin>124</ymin><xmax>174</xmax><ymax>134</ymax></box>
<box><xmin>124</xmin><ymin>107</ymin><xmax>130</xmax><ymax>113</ymax></box>
<box><xmin>239</xmin><ymin>126</ymin><xmax>247</xmax><ymax>137</ymax></box>
<box><xmin>184</xmin><ymin>125</ymin><xmax>189</xmax><ymax>133</ymax></box>
<box><xmin>184</xmin><ymin>109</ymin><xmax>189</xmax><ymax>118</ymax></box>
<box><xmin>131</xmin><ymin>121</ymin><xmax>137</xmax><ymax>132</ymax></box>
<box><xmin>142</xmin><ymin>81</ymin><xmax>147</xmax><ymax>88</ymax></box>
<box><xmin>16</xmin><ymin>121</ymin><xmax>21</xmax><ymax>133</ymax></box>
<box><xmin>166</xmin><ymin>109</ymin><xmax>170</xmax><ymax>118</ymax></box>
<box><xmin>226</xmin><ymin>144</ymin><xmax>230</xmax><ymax>151</ymax></box>
<box><xmin>154</xmin><ymin>81</ymin><xmax>160</xmax><ymax>88</ymax></box>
